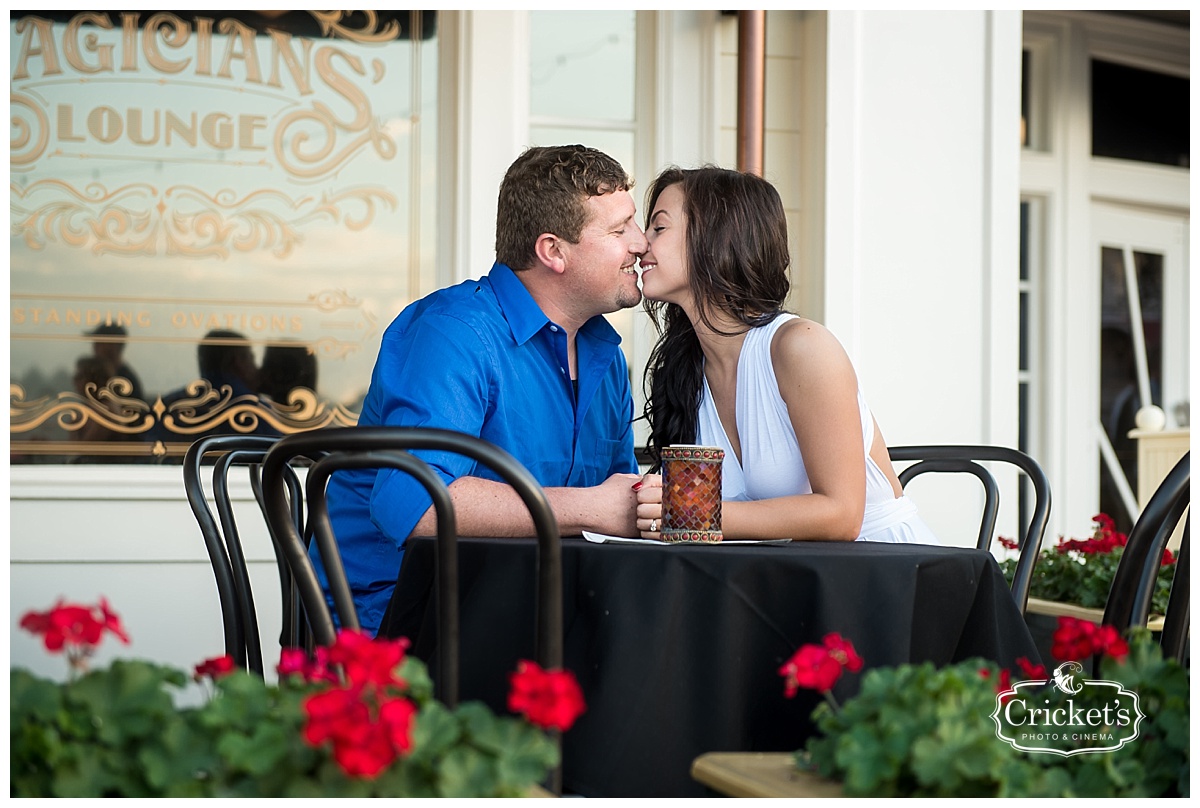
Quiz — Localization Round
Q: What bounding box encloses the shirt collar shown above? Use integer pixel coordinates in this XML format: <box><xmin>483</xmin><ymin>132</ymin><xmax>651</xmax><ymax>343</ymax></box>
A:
<box><xmin>489</xmin><ymin>262</ymin><xmax>623</xmax><ymax>347</ymax></box>
<box><xmin>490</xmin><ymin>262</ymin><xmax>547</xmax><ymax>346</ymax></box>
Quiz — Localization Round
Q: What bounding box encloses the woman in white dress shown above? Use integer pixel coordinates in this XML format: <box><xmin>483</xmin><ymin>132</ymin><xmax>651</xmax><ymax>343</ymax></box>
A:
<box><xmin>634</xmin><ymin>166</ymin><xmax>937</xmax><ymax>544</ymax></box>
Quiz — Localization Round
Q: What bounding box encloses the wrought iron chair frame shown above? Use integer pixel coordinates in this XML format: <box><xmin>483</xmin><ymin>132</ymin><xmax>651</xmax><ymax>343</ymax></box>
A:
<box><xmin>889</xmin><ymin>444</ymin><xmax>1052</xmax><ymax>614</ymax></box>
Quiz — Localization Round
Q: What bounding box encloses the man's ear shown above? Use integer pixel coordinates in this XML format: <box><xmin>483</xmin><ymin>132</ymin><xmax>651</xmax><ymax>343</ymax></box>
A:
<box><xmin>534</xmin><ymin>233</ymin><xmax>568</xmax><ymax>276</ymax></box>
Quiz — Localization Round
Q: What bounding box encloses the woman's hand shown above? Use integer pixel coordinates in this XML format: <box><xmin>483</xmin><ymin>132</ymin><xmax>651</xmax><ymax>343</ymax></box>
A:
<box><xmin>633</xmin><ymin>473</ymin><xmax>663</xmax><ymax>538</ymax></box>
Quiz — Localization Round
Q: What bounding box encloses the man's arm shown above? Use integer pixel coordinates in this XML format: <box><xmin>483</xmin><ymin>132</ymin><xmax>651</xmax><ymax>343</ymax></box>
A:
<box><xmin>410</xmin><ymin>472</ymin><xmax>642</xmax><ymax>538</ymax></box>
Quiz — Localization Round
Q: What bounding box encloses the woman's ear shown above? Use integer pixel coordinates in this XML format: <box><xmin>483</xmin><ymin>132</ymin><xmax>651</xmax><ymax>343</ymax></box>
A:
<box><xmin>533</xmin><ymin>233</ymin><xmax>568</xmax><ymax>275</ymax></box>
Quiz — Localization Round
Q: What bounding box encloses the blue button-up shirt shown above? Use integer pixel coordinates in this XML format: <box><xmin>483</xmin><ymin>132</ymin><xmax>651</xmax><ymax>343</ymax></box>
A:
<box><xmin>319</xmin><ymin>263</ymin><xmax>638</xmax><ymax>634</ymax></box>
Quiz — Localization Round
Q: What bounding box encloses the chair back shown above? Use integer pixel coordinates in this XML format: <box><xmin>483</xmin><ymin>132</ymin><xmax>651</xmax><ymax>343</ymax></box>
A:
<box><xmin>889</xmin><ymin>445</ymin><xmax>1051</xmax><ymax>614</ymax></box>
<box><xmin>183</xmin><ymin>434</ymin><xmax>309</xmax><ymax>675</ymax></box>
<box><xmin>1102</xmin><ymin>451</ymin><xmax>1189</xmax><ymax>659</ymax></box>
<box><xmin>260</xmin><ymin>427</ymin><xmax>563</xmax><ymax>706</ymax></box>
<box><xmin>1159</xmin><ymin>525</ymin><xmax>1190</xmax><ymax>664</ymax></box>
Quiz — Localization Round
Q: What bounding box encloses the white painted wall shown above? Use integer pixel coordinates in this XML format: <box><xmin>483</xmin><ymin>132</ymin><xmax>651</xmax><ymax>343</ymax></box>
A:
<box><xmin>823</xmin><ymin>11</ymin><xmax>1024</xmax><ymax>547</ymax></box>
<box><xmin>10</xmin><ymin>467</ymin><xmax>284</xmax><ymax>693</ymax></box>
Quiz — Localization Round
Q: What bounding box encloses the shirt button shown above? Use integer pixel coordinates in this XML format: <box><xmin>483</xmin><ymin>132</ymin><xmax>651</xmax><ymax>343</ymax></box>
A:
<box><xmin>549</xmin><ymin>325</ymin><xmax>558</xmax><ymax>332</ymax></box>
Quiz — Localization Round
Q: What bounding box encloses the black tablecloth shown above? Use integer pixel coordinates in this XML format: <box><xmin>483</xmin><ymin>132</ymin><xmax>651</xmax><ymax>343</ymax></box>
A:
<box><xmin>380</xmin><ymin>537</ymin><xmax>1041</xmax><ymax>798</ymax></box>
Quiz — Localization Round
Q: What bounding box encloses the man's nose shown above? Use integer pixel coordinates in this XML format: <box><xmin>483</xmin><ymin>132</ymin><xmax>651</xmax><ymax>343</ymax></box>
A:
<box><xmin>629</xmin><ymin>224</ymin><xmax>649</xmax><ymax>254</ymax></box>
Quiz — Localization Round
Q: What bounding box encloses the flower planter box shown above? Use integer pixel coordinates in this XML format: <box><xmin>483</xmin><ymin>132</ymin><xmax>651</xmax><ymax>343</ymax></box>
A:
<box><xmin>1026</xmin><ymin>597</ymin><xmax>1164</xmax><ymax>630</ymax></box>
<box><xmin>1024</xmin><ymin>599</ymin><xmax>1165</xmax><ymax>675</ymax></box>
<box><xmin>691</xmin><ymin>752</ymin><xmax>844</xmax><ymax>798</ymax></box>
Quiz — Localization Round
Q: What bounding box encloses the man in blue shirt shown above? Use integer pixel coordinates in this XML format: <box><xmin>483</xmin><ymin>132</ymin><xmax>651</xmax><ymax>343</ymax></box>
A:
<box><xmin>322</xmin><ymin>145</ymin><xmax>647</xmax><ymax>634</ymax></box>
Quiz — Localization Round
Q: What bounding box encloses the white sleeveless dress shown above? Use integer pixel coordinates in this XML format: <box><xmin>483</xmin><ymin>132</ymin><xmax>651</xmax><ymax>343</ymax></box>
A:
<box><xmin>696</xmin><ymin>313</ymin><xmax>939</xmax><ymax>544</ymax></box>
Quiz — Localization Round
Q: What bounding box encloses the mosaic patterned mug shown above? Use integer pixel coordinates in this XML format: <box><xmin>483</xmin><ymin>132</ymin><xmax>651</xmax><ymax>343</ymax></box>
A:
<box><xmin>661</xmin><ymin>445</ymin><xmax>724</xmax><ymax>543</ymax></box>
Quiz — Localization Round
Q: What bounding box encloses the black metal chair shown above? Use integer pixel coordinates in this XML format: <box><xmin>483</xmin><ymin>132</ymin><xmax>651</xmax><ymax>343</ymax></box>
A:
<box><xmin>260</xmin><ymin>426</ymin><xmax>564</xmax><ymax>792</ymax></box>
<box><xmin>183</xmin><ymin>434</ymin><xmax>311</xmax><ymax>676</ymax></box>
<box><xmin>1102</xmin><ymin>451</ymin><xmax>1189</xmax><ymax>663</ymax></box>
<box><xmin>888</xmin><ymin>445</ymin><xmax>1052</xmax><ymax>615</ymax></box>
<box><xmin>1159</xmin><ymin>527</ymin><xmax>1190</xmax><ymax>664</ymax></box>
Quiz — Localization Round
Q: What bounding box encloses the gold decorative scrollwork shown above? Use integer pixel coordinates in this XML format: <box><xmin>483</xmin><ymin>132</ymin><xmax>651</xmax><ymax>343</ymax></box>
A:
<box><xmin>10</xmin><ymin>91</ymin><xmax>49</xmax><ymax>167</ymax></box>
<box><xmin>309</xmin><ymin>11</ymin><xmax>403</xmax><ymax>43</ymax></box>
<box><xmin>10</xmin><ymin>382</ymin><xmax>155</xmax><ymax>434</ymax></box>
<box><xmin>159</xmin><ymin>381</ymin><xmax>358</xmax><ymax>435</ymax></box>
<box><xmin>272</xmin><ymin>95</ymin><xmax>397</xmax><ymax>181</ymax></box>
<box><xmin>310</xmin><ymin>336</ymin><xmax>363</xmax><ymax>360</ymax></box>
<box><xmin>11</xmin><ymin>380</ymin><xmax>360</xmax><ymax>459</ymax></box>
<box><xmin>11</xmin><ymin>180</ymin><xmax>396</xmax><ymax>259</ymax></box>
<box><xmin>309</xmin><ymin>289</ymin><xmax>361</xmax><ymax>312</ymax></box>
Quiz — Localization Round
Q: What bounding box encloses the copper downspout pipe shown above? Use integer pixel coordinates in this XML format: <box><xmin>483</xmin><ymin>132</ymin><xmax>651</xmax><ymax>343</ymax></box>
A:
<box><xmin>736</xmin><ymin>10</ymin><xmax>766</xmax><ymax>176</ymax></box>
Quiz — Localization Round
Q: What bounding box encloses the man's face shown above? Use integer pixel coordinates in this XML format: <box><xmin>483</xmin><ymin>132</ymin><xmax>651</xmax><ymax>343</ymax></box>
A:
<box><xmin>559</xmin><ymin>190</ymin><xmax>647</xmax><ymax>316</ymax></box>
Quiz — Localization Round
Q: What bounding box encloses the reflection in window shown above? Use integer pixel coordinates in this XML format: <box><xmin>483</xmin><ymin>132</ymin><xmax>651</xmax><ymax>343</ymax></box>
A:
<box><xmin>1021</xmin><ymin>49</ymin><xmax>1031</xmax><ymax>148</ymax></box>
<box><xmin>9</xmin><ymin>11</ymin><xmax>438</xmax><ymax>463</ymax></box>
<box><xmin>1091</xmin><ymin>59</ymin><xmax>1189</xmax><ymax>168</ymax></box>
<box><xmin>530</xmin><ymin>12</ymin><xmax>636</xmax><ymax>122</ymax></box>
<box><xmin>1098</xmin><ymin>247</ymin><xmax>1164</xmax><ymax>532</ymax></box>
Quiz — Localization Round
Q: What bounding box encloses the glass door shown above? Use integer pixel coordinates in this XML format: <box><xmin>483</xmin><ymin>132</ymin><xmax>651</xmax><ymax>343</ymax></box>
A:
<box><xmin>1092</xmin><ymin>203</ymin><xmax>1189</xmax><ymax>531</ymax></box>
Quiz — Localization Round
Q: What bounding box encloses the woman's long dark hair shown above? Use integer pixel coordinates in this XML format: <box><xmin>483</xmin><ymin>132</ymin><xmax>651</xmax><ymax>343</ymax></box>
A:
<box><xmin>641</xmin><ymin>167</ymin><xmax>791</xmax><ymax>471</ymax></box>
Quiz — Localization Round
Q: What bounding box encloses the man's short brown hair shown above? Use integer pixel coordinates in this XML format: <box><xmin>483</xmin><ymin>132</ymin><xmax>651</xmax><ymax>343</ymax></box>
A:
<box><xmin>495</xmin><ymin>145</ymin><xmax>633</xmax><ymax>271</ymax></box>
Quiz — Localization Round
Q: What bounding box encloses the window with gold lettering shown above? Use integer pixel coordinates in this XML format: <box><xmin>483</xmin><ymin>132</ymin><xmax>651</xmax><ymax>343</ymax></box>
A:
<box><xmin>10</xmin><ymin>11</ymin><xmax>437</xmax><ymax>463</ymax></box>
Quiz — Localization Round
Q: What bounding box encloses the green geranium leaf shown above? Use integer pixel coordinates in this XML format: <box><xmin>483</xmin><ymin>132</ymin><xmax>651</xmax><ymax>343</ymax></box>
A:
<box><xmin>437</xmin><ymin>745</ymin><xmax>501</xmax><ymax>798</ymax></box>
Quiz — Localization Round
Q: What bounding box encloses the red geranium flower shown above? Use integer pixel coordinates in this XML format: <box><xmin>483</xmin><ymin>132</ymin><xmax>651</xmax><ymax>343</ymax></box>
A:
<box><xmin>379</xmin><ymin>696</ymin><xmax>418</xmax><ymax>754</ymax></box>
<box><xmin>302</xmin><ymin>687</ymin><xmax>371</xmax><ymax>747</ymax></box>
<box><xmin>1051</xmin><ymin>616</ymin><xmax>1098</xmax><ymax>661</ymax></box>
<box><xmin>277</xmin><ymin>648</ymin><xmax>311</xmax><ymax>678</ymax></box>
<box><xmin>1056</xmin><ymin>513</ymin><xmax>1129</xmax><ymax>555</ymax></box>
<box><xmin>1051</xmin><ymin>617</ymin><xmax>1129</xmax><ymax>662</ymax></box>
<box><xmin>1015</xmin><ymin>656</ymin><xmax>1047</xmax><ymax>680</ymax></box>
<box><xmin>97</xmin><ymin>598</ymin><xmax>131</xmax><ymax>644</ymax></box>
<box><xmin>508</xmin><ymin>660</ymin><xmax>586</xmax><ymax>732</ymax></box>
<box><xmin>278</xmin><ymin>646</ymin><xmax>339</xmax><ymax>684</ymax></box>
<box><xmin>994</xmin><ymin>668</ymin><xmax>1015</xmax><ymax>703</ymax></box>
<box><xmin>1092</xmin><ymin>624</ymin><xmax>1129</xmax><ymax>661</ymax></box>
<box><xmin>328</xmin><ymin>629</ymin><xmax>409</xmax><ymax>689</ymax></box>
<box><xmin>823</xmin><ymin>633</ymin><xmax>864</xmax><ymax>673</ymax></box>
<box><xmin>329</xmin><ymin>718</ymin><xmax>397</xmax><ymax>779</ymax></box>
<box><xmin>780</xmin><ymin>645</ymin><xmax>842</xmax><ymax>696</ymax></box>
<box><xmin>194</xmin><ymin>654</ymin><xmax>236</xmax><ymax>681</ymax></box>
<box><xmin>997</xmin><ymin>536</ymin><xmax>1019</xmax><ymax>551</ymax></box>
<box><xmin>1162</xmin><ymin>547</ymin><xmax>1176</xmax><ymax>566</ymax></box>
<box><xmin>20</xmin><ymin>599</ymin><xmax>129</xmax><ymax>654</ymax></box>
<box><xmin>779</xmin><ymin>633</ymin><xmax>863</xmax><ymax>697</ymax></box>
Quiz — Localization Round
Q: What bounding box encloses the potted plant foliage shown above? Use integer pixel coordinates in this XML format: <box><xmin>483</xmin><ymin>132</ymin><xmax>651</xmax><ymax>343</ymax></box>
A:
<box><xmin>779</xmin><ymin>620</ymin><xmax>1188</xmax><ymax>797</ymax></box>
<box><xmin>999</xmin><ymin>512</ymin><xmax>1177</xmax><ymax>618</ymax></box>
<box><xmin>11</xmin><ymin>598</ymin><xmax>584</xmax><ymax>797</ymax></box>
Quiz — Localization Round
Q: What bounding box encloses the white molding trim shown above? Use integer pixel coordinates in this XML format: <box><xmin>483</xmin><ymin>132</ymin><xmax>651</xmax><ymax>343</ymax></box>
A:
<box><xmin>1090</xmin><ymin>159</ymin><xmax>1190</xmax><ymax>211</ymax></box>
<box><xmin>11</xmin><ymin>466</ymin><xmax>193</xmax><ymax>501</ymax></box>
<box><xmin>451</xmin><ymin>11</ymin><xmax>531</xmax><ymax>282</ymax></box>
<box><xmin>982</xmin><ymin>10</ymin><xmax>1023</xmax><ymax>448</ymax></box>
<box><xmin>821</xmin><ymin>10</ymin><xmax>863</xmax><ymax>362</ymax></box>
<box><xmin>438</xmin><ymin>10</ymin><xmax>462</xmax><ymax>290</ymax></box>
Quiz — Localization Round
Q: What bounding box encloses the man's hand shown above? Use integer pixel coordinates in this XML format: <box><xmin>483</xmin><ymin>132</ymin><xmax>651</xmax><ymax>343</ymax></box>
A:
<box><xmin>575</xmin><ymin>472</ymin><xmax>643</xmax><ymax>537</ymax></box>
<box><xmin>634</xmin><ymin>473</ymin><xmax>663</xmax><ymax>539</ymax></box>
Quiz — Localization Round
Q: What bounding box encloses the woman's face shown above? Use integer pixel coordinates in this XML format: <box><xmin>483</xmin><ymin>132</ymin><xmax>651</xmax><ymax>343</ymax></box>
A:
<box><xmin>639</xmin><ymin>182</ymin><xmax>690</xmax><ymax>306</ymax></box>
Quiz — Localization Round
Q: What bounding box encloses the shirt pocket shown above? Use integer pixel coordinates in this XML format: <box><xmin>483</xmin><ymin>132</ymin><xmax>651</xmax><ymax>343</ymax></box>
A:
<box><xmin>575</xmin><ymin>436</ymin><xmax>624</xmax><ymax>485</ymax></box>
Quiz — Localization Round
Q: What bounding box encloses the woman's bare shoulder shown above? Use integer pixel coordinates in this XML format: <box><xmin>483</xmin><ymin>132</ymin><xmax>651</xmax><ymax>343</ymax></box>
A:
<box><xmin>770</xmin><ymin>317</ymin><xmax>852</xmax><ymax>370</ymax></box>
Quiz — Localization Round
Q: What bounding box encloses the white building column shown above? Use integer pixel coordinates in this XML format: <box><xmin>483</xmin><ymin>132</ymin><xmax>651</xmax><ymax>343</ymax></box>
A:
<box><xmin>440</xmin><ymin>11</ymin><xmax>531</xmax><ymax>283</ymax></box>
<box><xmin>823</xmin><ymin>10</ymin><xmax>1024</xmax><ymax>545</ymax></box>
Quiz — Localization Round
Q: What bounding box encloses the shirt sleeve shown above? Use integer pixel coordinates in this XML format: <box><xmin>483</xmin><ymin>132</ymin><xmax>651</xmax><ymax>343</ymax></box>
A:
<box><xmin>367</xmin><ymin>313</ymin><xmax>492</xmax><ymax>545</ymax></box>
